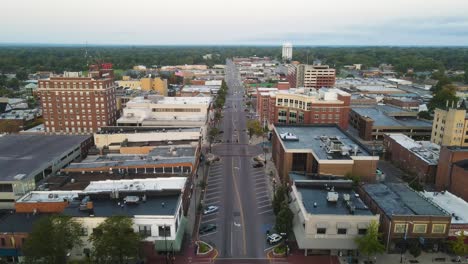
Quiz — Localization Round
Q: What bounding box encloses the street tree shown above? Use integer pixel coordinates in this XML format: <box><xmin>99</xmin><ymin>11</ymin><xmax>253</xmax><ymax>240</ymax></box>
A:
<box><xmin>23</xmin><ymin>215</ymin><xmax>83</xmax><ymax>264</ymax></box>
<box><xmin>90</xmin><ymin>216</ymin><xmax>141</xmax><ymax>264</ymax></box>
<box><xmin>451</xmin><ymin>232</ymin><xmax>468</xmax><ymax>259</ymax></box>
<box><xmin>355</xmin><ymin>221</ymin><xmax>385</xmax><ymax>261</ymax></box>
<box><xmin>272</xmin><ymin>185</ymin><xmax>287</xmax><ymax>215</ymax></box>
<box><xmin>275</xmin><ymin>201</ymin><xmax>294</xmax><ymax>234</ymax></box>
<box><xmin>247</xmin><ymin>119</ymin><xmax>263</xmax><ymax>139</ymax></box>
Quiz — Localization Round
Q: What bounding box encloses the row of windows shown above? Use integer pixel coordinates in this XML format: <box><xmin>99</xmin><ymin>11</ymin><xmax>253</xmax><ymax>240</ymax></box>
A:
<box><xmin>0</xmin><ymin>184</ymin><xmax>13</xmax><ymax>193</ymax></box>
<box><xmin>40</xmin><ymin>82</ymin><xmax>111</xmax><ymax>89</ymax></box>
<box><xmin>80</xmin><ymin>225</ymin><xmax>174</xmax><ymax>238</ymax></box>
<box><xmin>316</xmin><ymin>228</ymin><xmax>367</xmax><ymax>235</ymax></box>
<box><xmin>151</xmin><ymin>108</ymin><xmax>201</xmax><ymax>113</ymax></box>
<box><xmin>394</xmin><ymin>223</ymin><xmax>446</xmax><ymax>234</ymax></box>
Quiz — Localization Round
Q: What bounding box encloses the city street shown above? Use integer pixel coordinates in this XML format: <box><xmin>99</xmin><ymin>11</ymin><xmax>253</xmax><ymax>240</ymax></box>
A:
<box><xmin>197</xmin><ymin>60</ymin><xmax>276</xmax><ymax>259</ymax></box>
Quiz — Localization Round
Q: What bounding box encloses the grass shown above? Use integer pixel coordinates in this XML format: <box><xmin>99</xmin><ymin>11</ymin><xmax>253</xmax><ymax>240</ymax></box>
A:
<box><xmin>198</xmin><ymin>242</ymin><xmax>210</xmax><ymax>253</ymax></box>
<box><xmin>273</xmin><ymin>245</ymin><xmax>286</xmax><ymax>255</ymax></box>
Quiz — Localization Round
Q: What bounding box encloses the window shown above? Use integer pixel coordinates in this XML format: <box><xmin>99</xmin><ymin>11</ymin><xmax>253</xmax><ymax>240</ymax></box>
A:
<box><xmin>317</xmin><ymin>228</ymin><xmax>326</xmax><ymax>234</ymax></box>
<box><xmin>0</xmin><ymin>184</ymin><xmax>13</xmax><ymax>193</ymax></box>
<box><xmin>432</xmin><ymin>224</ymin><xmax>446</xmax><ymax>234</ymax></box>
<box><xmin>139</xmin><ymin>225</ymin><xmax>152</xmax><ymax>237</ymax></box>
<box><xmin>337</xmin><ymin>228</ymin><xmax>347</xmax><ymax>235</ymax></box>
<box><xmin>413</xmin><ymin>224</ymin><xmax>427</xmax><ymax>234</ymax></box>
<box><xmin>158</xmin><ymin>226</ymin><xmax>171</xmax><ymax>237</ymax></box>
<box><xmin>394</xmin><ymin>223</ymin><xmax>408</xmax><ymax>233</ymax></box>
<box><xmin>358</xmin><ymin>228</ymin><xmax>367</xmax><ymax>235</ymax></box>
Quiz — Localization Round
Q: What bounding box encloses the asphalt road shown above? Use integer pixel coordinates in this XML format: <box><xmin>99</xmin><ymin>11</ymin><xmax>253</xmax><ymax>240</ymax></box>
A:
<box><xmin>199</xmin><ymin>60</ymin><xmax>276</xmax><ymax>259</ymax></box>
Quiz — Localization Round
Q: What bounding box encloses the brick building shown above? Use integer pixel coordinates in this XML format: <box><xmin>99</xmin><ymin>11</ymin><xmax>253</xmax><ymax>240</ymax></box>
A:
<box><xmin>435</xmin><ymin>146</ymin><xmax>468</xmax><ymax>201</ymax></box>
<box><xmin>290</xmin><ymin>64</ymin><xmax>336</xmax><ymax>89</ymax></box>
<box><xmin>359</xmin><ymin>183</ymin><xmax>451</xmax><ymax>253</ymax></box>
<box><xmin>271</xmin><ymin>124</ymin><xmax>379</xmax><ymax>182</ymax></box>
<box><xmin>384</xmin><ymin>97</ymin><xmax>420</xmax><ymax>111</ymax></box>
<box><xmin>38</xmin><ymin>64</ymin><xmax>117</xmax><ymax>134</ymax></box>
<box><xmin>257</xmin><ymin>88</ymin><xmax>351</xmax><ymax>129</ymax></box>
<box><xmin>383</xmin><ymin>133</ymin><xmax>439</xmax><ymax>184</ymax></box>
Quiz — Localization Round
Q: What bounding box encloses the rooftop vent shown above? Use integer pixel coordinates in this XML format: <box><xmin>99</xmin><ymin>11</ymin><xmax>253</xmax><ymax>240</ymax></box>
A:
<box><xmin>327</xmin><ymin>192</ymin><xmax>339</xmax><ymax>202</ymax></box>
<box><xmin>124</xmin><ymin>196</ymin><xmax>139</xmax><ymax>204</ymax></box>
<box><xmin>280</xmin><ymin>132</ymin><xmax>299</xmax><ymax>141</ymax></box>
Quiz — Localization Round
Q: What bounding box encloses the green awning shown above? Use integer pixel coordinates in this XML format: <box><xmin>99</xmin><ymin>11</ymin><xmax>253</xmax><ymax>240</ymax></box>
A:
<box><xmin>154</xmin><ymin>216</ymin><xmax>187</xmax><ymax>252</ymax></box>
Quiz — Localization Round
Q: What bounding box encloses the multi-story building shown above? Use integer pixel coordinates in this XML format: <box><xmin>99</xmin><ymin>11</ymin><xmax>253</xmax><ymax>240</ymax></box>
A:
<box><xmin>271</xmin><ymin>124</ymin><xmax>379</xmax><ymax>182</ymax></box>
<box><xmin>282</xmin><ymin>42</ymin><xmax>293</xmax><ymax>61</ymax></box>
<box><xmin>431</xmin><ymin>107</ymin><xmax>468</xmax><ymax>146</ymax></box>
<box><xmin>38</xmin><ymin>64</ymin><xmax>118</xmax><ymax>134</ymax></box>
<box><xmin>349</xmin><ymin>105</ymin><xmax>432</xmax><ymax>141</ymax></box>
<box><xmin>435</xmin><ymin>146</ymin><xmax>468</xmax><ymax>201</ymax></box>
<box><xmin>359</xmin><ymin>183</ymin><xmax>451</xmax><ymax>253</ymax></box>
<box><xmin>289</xmin><ymin>179</ymin><xmax>379</xmax><ymax>256</ymax></box>
<box><xmin>295</xmin><ymin>64</ymin><xmax>336</xmax><ymax>89</ymax></box>
<box><xmin>0</xmin><ymin>134</ymin><xmax>92</xmax><ymax>209</ymax></box>
<box><xmin>256</xmin><ymin>88</ymin><xmax>351</xmax><ymax>129</ymax></box>
<box><xmin>383</xmin><ymin>133</ymin><xmax>439</xmax><ymax>184</ymax></box>
<box><xmin>116</xmin><ymin>76</ymin><xmax>168</xmax><ymax>96</ymax></box>
<box><xmin>117</xmin><ymin>95</ymin><xmax>211</xmax><ymax>127</ymax></box>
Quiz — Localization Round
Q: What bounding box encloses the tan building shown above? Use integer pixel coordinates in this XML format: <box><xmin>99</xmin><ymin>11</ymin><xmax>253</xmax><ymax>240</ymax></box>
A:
<box><xmin>431</xmin><ymin>107</ymin><xmax>468</xmax><ymax>146</ymax></box>
<box><xmin>289</xmin><ymin>179</ymin><xmax>379</xmax><ymax>256</ymax></box>
<box><xmin>38</xmin><ymin>65</ymin><xmax>118</xmax><ymax>134</ymax></box>
<box><xmin>117</xmin><ymin>77</ymin><xmax>168</xmax><ymax>96</ymax></box>
<box><xmin>296</xmin><ymin>64</ymin><xmax>336</xmax><ymax>89</ymax></box>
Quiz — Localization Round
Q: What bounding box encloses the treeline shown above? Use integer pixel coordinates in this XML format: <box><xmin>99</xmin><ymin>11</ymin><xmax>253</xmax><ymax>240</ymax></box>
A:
<box><xmin>0</xmin><ymin>46</ymin><xmax>468</xmax><ymax>74</ymax></box>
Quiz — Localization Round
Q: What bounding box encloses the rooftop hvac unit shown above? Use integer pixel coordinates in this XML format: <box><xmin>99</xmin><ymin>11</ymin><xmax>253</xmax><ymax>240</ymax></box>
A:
<box><xmin>343</xmin><ymin>194</ymin><xmax>351</xmax><ymax>201</ymax></box>
<box><xmin>124</xmin><ymin>196</ymin><xmax>139</xmax><ymax>204</ymax></box>
<box><xmin>327</xmin><ymin>192</ymin><xmax>339</xmax><ymax>202</ymax></box>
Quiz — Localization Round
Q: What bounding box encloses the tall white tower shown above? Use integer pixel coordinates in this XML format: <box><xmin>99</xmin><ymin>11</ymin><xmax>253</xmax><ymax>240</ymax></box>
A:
<box><xmin>282</xmin><ymin>42</ymin><xmax>293</xmax><ymax>61</ymax></box>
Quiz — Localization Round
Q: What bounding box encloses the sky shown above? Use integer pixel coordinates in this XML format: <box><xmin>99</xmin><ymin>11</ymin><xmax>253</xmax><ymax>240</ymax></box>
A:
<box><xmin>2</xmin><ymin>0</ymin><xmax>468</xmax><ymax>46</ymax></box>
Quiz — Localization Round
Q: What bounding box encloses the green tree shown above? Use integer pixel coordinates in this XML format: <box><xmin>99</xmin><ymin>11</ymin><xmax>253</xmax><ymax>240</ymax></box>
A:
<box><xmin>275</xmin><ymin>201</ymin><xmax>294</xmax><ymax>234</ymax></box>
<box><xmin>417</xmin><ymin>111</ymin><xmax>431</xmax><ymax>120</ymax></box>
<box><xmin>464</xmin><ymin>67</ymin><xmax>468</xmax><ymax>84</ymax></box>
<box><xmin>15</xmin><ymin>69</ymin><xmax>28</xmax><ymax>81</ymax></box>
<box><xmin>355</xmin><ymin>221</ymin><xmax>385</xmax><ymax>261</ymax></box>
<box><xmin>451</xmin><ymin>233</ymin><xmax>468</xmax><ymax>257</ymax></box>
<box><xmin>90</xmin><ymin>216</ymin><xmax>141</xmax><ymax>264</ymax></box>
<box><xmin>247</xmin><ymin>119</ymin><xmax>263</xmax><ymax>139</ymax></box>
<box><xmin>7</xmin><ymin>78</ymin><xmax>19</xmax><ymax>89</ymax></box>
<box><xmin>409</xmin><ymin>241</ymin><xmax>421</xmax><ymax>258</ymax></box>
<box><xmin>23</xmin><ymin>215</ymin><xmax>83</xmax><ymax>264</ymax></box>
<box><xmin>272</xmin><ymin>185</ymin><xmax>287</xmax><ymax>215</ymax></box>
<box><xmin>428</xmin><ymin>84</ymin><xmax>458</xmax><ymax>111</ymax></box>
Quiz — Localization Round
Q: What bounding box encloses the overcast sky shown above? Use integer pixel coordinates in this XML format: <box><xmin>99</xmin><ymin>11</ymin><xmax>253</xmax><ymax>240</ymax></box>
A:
<box><xmin>2</xmin><ymin>0</ymin><xmax>468</xmax><ymax>46</ymax></box>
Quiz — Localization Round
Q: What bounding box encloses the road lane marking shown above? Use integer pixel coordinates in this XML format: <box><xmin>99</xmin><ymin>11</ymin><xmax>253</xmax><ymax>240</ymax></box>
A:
<box><xmin>258</xmin><ymin>209</ymin><xmax>273</xmax><ymax>215</ymax></box>
<box><xmin>232</xmin><ymin>158</ymin><xmax>247</xmax><ymax>256</ymax></box>
<box><xmin>199</xmin><ymin>231</ymin><xmax>217</xmax><ymax>237</ymax></box>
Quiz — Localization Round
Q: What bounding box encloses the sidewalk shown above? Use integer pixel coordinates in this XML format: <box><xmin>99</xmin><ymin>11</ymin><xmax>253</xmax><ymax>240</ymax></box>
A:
<box><xmin>337</xmin><ymin>251</ymin><xmax>459</xmax><ymax>264</ymax></box>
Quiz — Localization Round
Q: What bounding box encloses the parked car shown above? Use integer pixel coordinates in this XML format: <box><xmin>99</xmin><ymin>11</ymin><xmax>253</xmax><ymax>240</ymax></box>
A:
<box><xmin>203</xmin><ymin>205</ymin><xmax>219</xmax><ymax>215</ymax></box>
<box><xmin>199</xmin><ymin>224</ymin><xmax>217</xmax><ymax>235</ymax></box>
<box><xmin>267</xmin><ymin>233</ymin><xmax>282</xmax><ymax>244</ymax></box>
<box><xmin>253</xmin><ymin>162</ymin><xmax>264</xmax><ymax>168</ymax></box>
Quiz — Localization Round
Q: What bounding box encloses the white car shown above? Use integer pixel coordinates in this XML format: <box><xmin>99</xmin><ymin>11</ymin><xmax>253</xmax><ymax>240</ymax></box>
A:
<box><xmin>267</xmin><ymin>233</ymin><xmax>282</xmax><ymax>244</ymax></box>
<box><xmin>203</xmin><ymin>205</ymin><xmax>219</xmax><ymax>215</ymax></box>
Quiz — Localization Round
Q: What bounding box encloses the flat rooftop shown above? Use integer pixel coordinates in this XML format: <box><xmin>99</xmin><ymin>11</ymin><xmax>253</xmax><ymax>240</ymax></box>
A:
<box><xmin>0</xmin><ymin>134</ymin><xmax>91</xmax><ymax>181</ymax></box>
<box><xmin>84</xmin><ymin>177</ymin><xmax>186</xmax><ymax>193</ymax></box>
<box><xmin>0</xmin><ymin>214</ymin><xmax>47</xmax><ymax>233</ymax></box>
<box><xmin>295</xmin><ymin>181</ymin><xmax>373</xmax><ymax>216</ymax></box>
<box><xmin>421</xmin><ymin>191</ymin><xmax>468</xmax><ymax>224</ymax></box>
<box><xmin>362</xmin><ymin>183</ymin><xmax>448</xmax><ymax>217</ymax></box>
<box><xmin>128</xmin><ymin>95</ymin><xmax>211</xmax><ymax>105</ymax></box>
<box><xmin>352</xmin><ymin>106</ymin><xmax>431</xmax><ymax>127</ymax></box>
<box><xmin>17</xmin><ymin>190</ymin><xmax>81</xmax><ymax>203</ymax></box>
<box><xmin>63</xmin><ymin>193</ymin><xmax>180</xmax><ymax>217</ymax></box>
<box><xmin>97</xmin><ymin>126</ymin><xmax>200</xmax><ymax>134</ymax></box>
<box><xmin>386</xmin><ymin>133</ymin><xmax>439</xmax><ymax>165</ymax></box>
<box><xmin>274</xmin><ymin>125</ymin><xmax>371</xmax><ymax>160</ymax></box>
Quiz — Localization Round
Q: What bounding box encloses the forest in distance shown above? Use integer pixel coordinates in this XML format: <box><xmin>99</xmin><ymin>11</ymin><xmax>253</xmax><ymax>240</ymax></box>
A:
<box><xmin>0</xmin><ymin>45</ymin><xmax>468</xmax><ymax>74</ymax></box>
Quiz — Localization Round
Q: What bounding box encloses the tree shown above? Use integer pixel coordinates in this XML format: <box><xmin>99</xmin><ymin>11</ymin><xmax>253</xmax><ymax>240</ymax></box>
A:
<box><xmin>417</xmin><ymin>111</ymin><xmax>431</xmax><ymax>120</ymax></box>
<box><xmin>275</xmin><ymin>201</ymin><xmax>294</xmax><ymax>234</ymax></box>
<box><xmin>247</xmin><ymin>119</ymin><xmax>263</xmax><ymax>139</ymax></box>
<box><xmin>23</xmin><ymin>215</ymin><xmax>83</xmax><ymax>264</ymax></box>
<box><xmin>355</xmin><ymin>221</ymin><xmax>385</xmax><ymax>261</ymax></box>
<box><xmin>90</xmin><ymin>216</ymin><xmax>141</xmax><ymax>264</ymax></box>
<box><xmin>409</xmin><ymin>241</ymin><xmax>421</xmax><ymax>258</ymax></box>
<box><xmin>451</xmin><ymin>232</ymin><xmax>468</xmax><ymax>258</ymax></box>
<box><xmin>7</xmin><ymin>78</ymin><xmax>19</xmax><ymax>89</ymax></box>
<box><xmin>15</xmin><ymin>69</ymin><xmax>28</xmax><ymax>81</ymax></box>
<box><xmin>464</xmin><ymin>67</ymin><xmax>468</xmax><ymax>84</ymax></box>
<box><xmin>428</xmin><ymin>84</ymin><xmax>458</xmax><ymax>111</ymax></box>
<box><xmin>272</xmin><ymin>185</ymin><xmax>287</xmax><ymax>215</ymax></box>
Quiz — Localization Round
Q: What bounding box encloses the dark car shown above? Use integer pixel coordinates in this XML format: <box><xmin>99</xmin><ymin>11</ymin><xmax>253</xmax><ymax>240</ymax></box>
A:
<box><xmin>199</xmin><ymin>224</ymin><xmax>217</xmax><ymax>235</ymax></box>
<box><xmin>253</xmin><ymin>162</ymin><xmax>264</xmax><ymax>168</ymax></box>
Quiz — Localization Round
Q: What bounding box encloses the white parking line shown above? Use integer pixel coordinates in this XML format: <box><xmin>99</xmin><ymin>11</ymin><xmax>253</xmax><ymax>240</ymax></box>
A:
<box><xmin>199</xmin><ymin>231</ymin><xmax>218</xmax><ymax>237</ymax></box>
<box><xmin>255</xmin><ymin>178</ymin><xmax>265</xmax><ymax>183</ymax></box>
<box><xmin>257</xmin><ymin>198</ymin><xmax>270</xmax><ymax>205</ymax></box>
<box><xmin>257</xmin><ymin>204</ymin><xmax>271</xmax><ymax>209</ymax></box>
<box><xmin>207</xmin><ymin>183</ymin><xmax>222</xmax><ymax>189</ymax></box>
<box><xmin>256</xmin><ymin>194</ymin><xmax>269</xmax><ymax>200</ymax></box>
<box><xmin>204</xmin><ymin>196</ymin><xmax>221</xmax><ymax>202</ymax></box>
<box><xmin>255</xmin><ymin>181</ymin><xmax>266</xmax><ymax>187</ymax></box>
<box><xmin>253</xmin><ymin>174</ymin><xmax>265</xmax><ymax>179</ymax></box>
<box><xmin>258</xmin><ymin>209</ymin><xmax>273</xmax><ymax>215</ymax></box>
<box><xmin>256</xmin><ymin>190</ymin><xmax>268</xmax><ymax>195</ymax></box>
<box><xmin>206</xmin><ymin>190</ymin><xmax>222</xmax><ymax>196</ymax></box>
